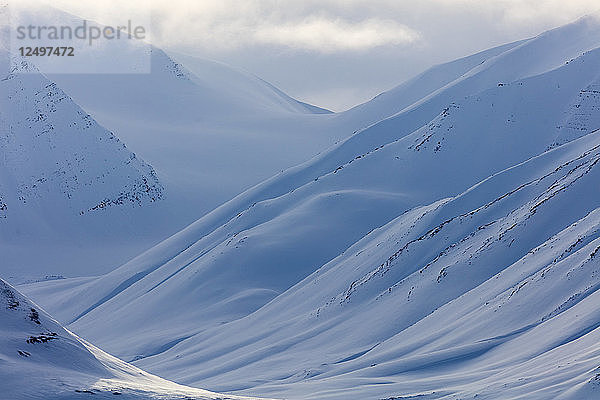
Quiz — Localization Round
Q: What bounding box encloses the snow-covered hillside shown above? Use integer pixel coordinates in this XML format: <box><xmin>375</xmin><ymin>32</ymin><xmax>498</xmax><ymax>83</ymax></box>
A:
<box><xmin>0</xmin><ymin>52</ymin><xmax>163</xmax><ymax>219</ymax></box>
<box><xmin>132</xmin><ymin>129</ymin><xmax>600</xmax><ymax>400</ymax></box>
<box><xmin>0</xmin><ymin>278</ymin><xmax>267</xmax><ymax>400</ymax></box>
<box><xmin>0</xmin><ymin>47</ymin><xmax>174</xmax><ymax>281</ymax></box>
<box><xmin>19</xmin><ymin>14</ymin><xmax>600</xmax><ymax>400</ymax></box>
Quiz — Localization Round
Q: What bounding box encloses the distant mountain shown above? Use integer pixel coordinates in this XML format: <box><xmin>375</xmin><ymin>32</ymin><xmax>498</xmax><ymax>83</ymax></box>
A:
<box><xmin>45</xmin><ymin>44</ymin><xmax>343</xmax><ymax>222</ymax></box>
<box><xmin>20</xmin><ymin>14</ymin><xmax>600</xmax><ymax>400</ymax></box>
<box><xmin>165</xmin><ymin>51</ymin><xmax>332</xmax><ymax>115</ymax></box>
<box><xmin>0</xmin><ymin>278</ymin><xmax>266</xmax><ymax>400</ymax></box>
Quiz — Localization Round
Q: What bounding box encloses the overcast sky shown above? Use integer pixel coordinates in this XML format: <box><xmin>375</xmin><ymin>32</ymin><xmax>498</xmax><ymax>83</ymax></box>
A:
<box><xmin>39</xmin><ymin>0</ymin><xmax>600</xmax><ymax>111</ymax></box>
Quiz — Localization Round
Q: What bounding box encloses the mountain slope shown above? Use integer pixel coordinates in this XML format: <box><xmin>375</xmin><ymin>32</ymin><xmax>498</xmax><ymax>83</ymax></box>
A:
<box><xmin>338</xmin><ymin>39</ymin><xmax>525</xmax><ymax>129</ymax></box>
<box><xmin>165</xmin><ymin>51</ymin><xmax>332</xmax><ymax>115</ymax></box>
<box><xmin>0</xmin><ymin>278</ymin><xmax>266</xmax><ymax>400</ymax></box>
<box><xmin>136</xmin><ymin>129</ymin><xmax>600</xmax><ymax>400</ymax></box>
<box><xmin>337</xmin><ymin>14</ymin><xmax>600</xmax><ymax>131</ymax></box>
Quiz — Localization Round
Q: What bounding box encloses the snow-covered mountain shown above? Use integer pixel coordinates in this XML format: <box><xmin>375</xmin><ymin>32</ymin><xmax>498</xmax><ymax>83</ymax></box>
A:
<box><xmin>7</xmin><ymin>4</ymin><xmax>600</xmax><ymax>285</ymax></box>
<box><xmin>0</xmin><ymin>46</ymin><xmax>175</xmax><ymax>281</ymax></box>
<box><xmin>0</xmin><ymin>4</ymin><xmax>343</xmax><ymax>282</ymax></box>
<box><xmin>8</xmin><ymin>4</ymin><xmax>338</xmax><ymax>219</ymax></box>
<box><xmin>19</xmin><ymin>14</ymin><xmax>600</xmax><ymax>400</ymax></box>
<box><xmin>0</xmin><ymin>278</ymin><xmax>267</xmax><ymax>400</ymax></box>
<box><xmin>0</xmin><ymin>55</ymin><xmax>163</xmax><ymax>220</ymax></box>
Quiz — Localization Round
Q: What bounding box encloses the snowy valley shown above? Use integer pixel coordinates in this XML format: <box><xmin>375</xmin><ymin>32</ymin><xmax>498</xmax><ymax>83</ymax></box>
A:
<box><xmin>2</xmin><ymin>3</ymin><xmax>600</xmax><ymax>400</ymax></box>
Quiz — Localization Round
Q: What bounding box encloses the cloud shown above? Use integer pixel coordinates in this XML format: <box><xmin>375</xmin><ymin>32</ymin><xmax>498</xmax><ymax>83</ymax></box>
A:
<box><xmin>144</xmin><ymin>1</ymin><xmax>421</xmax><ymax>53</ymax></box>
<box><xmin>252</xmin><ymin>17</ymin><xmax>420</xmax><ymax>52</ymax></box>
<box><xmin>23</xmin><ymin>0</ymin><xmax>419</xmax><ymax>53</ymax></box>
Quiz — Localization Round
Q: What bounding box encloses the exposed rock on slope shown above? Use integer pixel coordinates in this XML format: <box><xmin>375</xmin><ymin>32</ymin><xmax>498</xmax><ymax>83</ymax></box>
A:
<box><xmin>0</xmin><ymin>278</ymin><xmax>267</xmax><ymax>400</ymax></box>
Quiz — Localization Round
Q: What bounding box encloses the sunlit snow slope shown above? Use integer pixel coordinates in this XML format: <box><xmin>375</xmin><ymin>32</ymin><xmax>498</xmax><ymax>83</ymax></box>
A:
<box><xmin>0</xmin><ymin>278</ymin><xmax>267</xmax><ymax>400</ymax></box>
